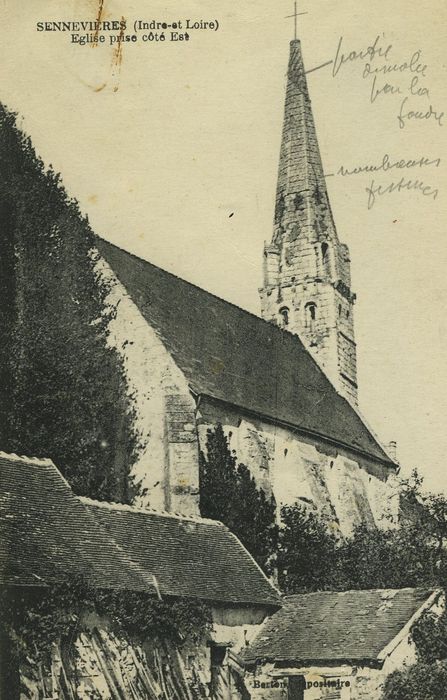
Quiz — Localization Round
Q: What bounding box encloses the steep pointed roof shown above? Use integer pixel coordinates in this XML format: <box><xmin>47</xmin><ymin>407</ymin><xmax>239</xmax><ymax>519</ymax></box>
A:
<box><xmin>273</xmin><ymin>40</ymin><xmax>336</xmax><ymax>245</ymax></box>
<box><xmin>96</xmin><ymin>237</ymin><xmax>396</xmax><ymax>471</ymax></box>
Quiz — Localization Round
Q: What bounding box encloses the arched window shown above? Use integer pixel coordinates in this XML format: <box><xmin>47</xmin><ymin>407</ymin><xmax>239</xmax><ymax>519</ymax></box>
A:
<box><xmin>305</xmin><ymin>302</ymin><xmax>317</xmax><ymax>330</ymax></box>
<box><xmin>279</xmin><ymin>306</ymin><xmax>289</xmax><ymax>327</ymax></box>
<box><xmin>321</xmin><ymin>241</ymin><xmax>331</xmax><ymax>276</ymax></box>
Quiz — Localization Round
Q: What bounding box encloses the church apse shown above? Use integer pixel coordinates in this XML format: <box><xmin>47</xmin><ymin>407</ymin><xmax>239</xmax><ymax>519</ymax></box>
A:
<box><xmin>259</xmin><ymin>39</ymin><xmax>358</xmax><ymax>405</ymax></box>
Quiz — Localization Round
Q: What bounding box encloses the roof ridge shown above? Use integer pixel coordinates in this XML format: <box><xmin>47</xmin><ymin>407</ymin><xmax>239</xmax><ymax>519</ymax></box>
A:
<box><xmin>225</xmin><ymin>528</ymin><xmax>283</xmax><ymax>602</ymax></box>
<box><xmin>0</xmin><ymin>450</ymin><xmax>55</xmax><ymax>467</ymax></box>
<box><xmin>95</xmin><ymin>236</ymin><xmax>306</xmax><ymax>331</ymax></box>
<box><xmin>285</xmin><ymin>587</ymin><xmax>437</xmax><ymax>599</ymax></box>
<box><xmin>79</xmin><ymin>495</ymin><xmax>228</xmax><ymax>528</ymax></box>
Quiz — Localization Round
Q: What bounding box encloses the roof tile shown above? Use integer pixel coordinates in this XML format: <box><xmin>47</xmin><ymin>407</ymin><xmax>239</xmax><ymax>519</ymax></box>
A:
<box><xmin>82</xmin><ymin>498</ymin><xmax>281</xmax><ymax>608</ymax></box>
<box><xmin>0</xmin><ymin>452</ymin><xmax>154</xmax><ymax>592</ymax></box>
<box><xmin>243</xmin><ymin>588</ymin><xmax>437</xmax><ymax>664</ymax></box>
<box><xmin>96</xmin><ymin>238</ymin><xmax>395</xmax><ymax>469</ymax></box>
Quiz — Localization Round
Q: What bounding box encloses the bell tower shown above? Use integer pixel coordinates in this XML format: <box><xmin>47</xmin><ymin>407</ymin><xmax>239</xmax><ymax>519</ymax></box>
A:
<box><xmin>259</xmin><ymin>38</ymin><xmax>358</xmax><ymax>405</ymax></box>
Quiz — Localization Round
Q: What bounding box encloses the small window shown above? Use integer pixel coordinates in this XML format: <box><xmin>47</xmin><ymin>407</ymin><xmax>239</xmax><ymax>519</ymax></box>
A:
<box><xmin>346</xmin><ymin>309</ymin><xmax>350</xmax><ymax>318</ymax></box>
<box><xmin>186</xmin><ymin>655</ymin><xmax>196</xmax><ymax>670</ymax></box>
<box><xmin>338</xmin><ymin>304</ymin><xmax>342</xmax><ymax>317</ymax></box>
<box><xmin>321</xmin><ymin>242</ymin><xmax>329</xmax><ymax>261</ymax></box>
<box><xmin>279</xmin><ymin>306</ymin><xmax>289</xmax><ymax>326</ymax></box>
<box><xmin>305</xmin><ymin>302</ymin><xmax>317</xmax><ymax>329</ymax></box>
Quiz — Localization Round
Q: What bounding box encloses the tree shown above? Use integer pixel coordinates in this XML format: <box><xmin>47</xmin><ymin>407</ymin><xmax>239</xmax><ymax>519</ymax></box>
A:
<box><xmin>199</xmin><ymin>424</ymin><xmax>278</xmax><ymax>573</ymax></box>
<box><xmin>277</xmin><ymin>502</ymin><xmax>339</xmax><ymax>593</ymax></box>
<box><xmin>380</xmin><ymin>474</ymin><xmax>447</xmax><ymax>700</ymax></box>
<box><xmin>411</xmin><ymin>609</ymin><xmax>447</xmax><ymax>665</ymax></box>
<box><xmin>277</xmin><ymin>502</ymin><xmax>441</xmax><ymax>594</ymax></box>
<box><xmin>0</xmin><ymin>104</ymin><xmax>138</xmax><ymax>501</ymax></box>
<box><xmin>383</xmin><ymin>662</ymin><xmax>447</xmax><ymax>700</ymax></box>
<box><xmin>335</xmin><ymin>522</ymin><xmax>439</xmax><ymax>590</ymax></box>
<box><xmin>400</xmin><ymin>469</ymin><xmax>447</xmax><ymax>588</ymax></box>
<box><xmin>381</xmin><ymin>608</ymin><xmax>447</xmax><ymax>700</ymax></box>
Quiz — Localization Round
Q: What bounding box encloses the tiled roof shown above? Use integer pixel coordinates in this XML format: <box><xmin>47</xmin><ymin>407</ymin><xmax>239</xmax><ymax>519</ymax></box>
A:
<box><xmin>82</xmin><ymin>498</ymin><xmax>281</xmax><ymax>608</ymax></box>
<box><xmin>96</xmin><ymin>238</ymin><xmax>395</xmax><ymax>470</ymax></box>
<box><xmin>243</xmin><ymin>588</ymin><xmax>438</xmax><ymax>665</ymax></box>
<box><xmin>0</xmin><ymin>452</ymin><xmax>154</xmax><ymax>592</ymax></box>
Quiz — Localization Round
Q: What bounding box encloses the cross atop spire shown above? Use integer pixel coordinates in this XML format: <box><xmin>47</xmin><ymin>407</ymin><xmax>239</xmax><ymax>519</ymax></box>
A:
<box><xmin>285</xmin><ymin>1</ymin><xmax>308</xmax><ymax>41</ymax></box>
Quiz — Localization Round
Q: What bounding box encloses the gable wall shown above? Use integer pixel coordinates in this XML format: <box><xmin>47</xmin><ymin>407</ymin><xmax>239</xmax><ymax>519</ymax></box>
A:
<box><xmin>98</xmin><ymin>256</ymin><xmax>200</xmax><ymax>516</ymax></box>
<box><xmin>352</xmin><ymin>632</ymin><xmax>416</xmax><ymax>700</ymax></box>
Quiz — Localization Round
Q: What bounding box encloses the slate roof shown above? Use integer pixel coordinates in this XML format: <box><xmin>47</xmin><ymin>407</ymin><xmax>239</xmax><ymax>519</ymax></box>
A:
<box><xmin>82</xmin><ymin>497</ymin><xmax>281</xmax><ymax>608</ymax></box>
<box><xmin>96</xmin><ymin>238</ymin><xmax>395</xmax><ymax>470</ymax></box>
<box><xmin>243</xmin><ymin>588</ymin><xmax>438</xmax><ymax>665</ymax></box>
<box><xmin>0</xmin><ymin>452</ymin><xmax>154</xmax><ymax>592</ymax></box>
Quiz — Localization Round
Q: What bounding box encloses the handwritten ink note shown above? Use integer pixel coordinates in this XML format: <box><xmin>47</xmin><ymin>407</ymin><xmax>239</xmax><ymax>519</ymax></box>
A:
<box><xmin>329</xmin><ymin>34</ymin><xmax>444</xmax><ymax>209</ymax></box>
<box><xmin>332</xmin><ymin>35</ymin><xmax>444</xmax><ymax>129</ymax></box>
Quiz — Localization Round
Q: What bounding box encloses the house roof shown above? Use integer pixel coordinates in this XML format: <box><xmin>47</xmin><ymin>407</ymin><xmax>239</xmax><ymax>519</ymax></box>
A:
<box><xmin>96</xmin><ymin>238</ymin><xmax>395</xmax><ymax>471</ymax></box>
<box><xmin>0</xmin><ymin>451</ymin><xmax>279</xmax><ymax>607</ymax></box>
<box><xmin>0</xmin><ymin>452</ymin><xmax>154</xmax><ymax>592</ymax></box>
<box><xmin>243</xmin><ymin>588</ymin><xmax>438</xmax><ymax>665</ymax></box>
<box><xmin>81</xmin><ymin>497</ymin><xmax>281</xmax><ymax>608</ymax></box>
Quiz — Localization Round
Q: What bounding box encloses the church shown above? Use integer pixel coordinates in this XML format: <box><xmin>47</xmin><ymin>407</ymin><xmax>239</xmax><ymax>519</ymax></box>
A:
<box><xmin>93</xmin><ymin>36</ymin><xmax>400</xmax><ymax>538</ymax></box>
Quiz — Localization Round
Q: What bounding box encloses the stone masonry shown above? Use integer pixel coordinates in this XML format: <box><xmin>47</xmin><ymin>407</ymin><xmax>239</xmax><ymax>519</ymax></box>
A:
<box><xmin>259</xmin><ymin>40</ymin><xmax>358</xmax><ymax>405</ymax></box>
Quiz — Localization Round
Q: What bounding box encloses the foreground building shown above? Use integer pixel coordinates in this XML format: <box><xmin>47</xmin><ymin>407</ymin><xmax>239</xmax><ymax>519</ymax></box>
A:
<box><xmin>0</xmin><ymin>451</ymin><xmax>279</xmax><ymax>699</ymax></box>
<box><xmin>242</xmin><ymin>588</ymin><xmax>442</xmax><ymax>700</ymax></box>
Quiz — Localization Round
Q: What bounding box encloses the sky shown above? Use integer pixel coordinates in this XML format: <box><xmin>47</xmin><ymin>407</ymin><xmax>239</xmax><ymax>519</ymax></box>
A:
<box><xmin>1</xmin><ymin>0</ymin><xmax>446</xmax><ymax>492</ymax></box>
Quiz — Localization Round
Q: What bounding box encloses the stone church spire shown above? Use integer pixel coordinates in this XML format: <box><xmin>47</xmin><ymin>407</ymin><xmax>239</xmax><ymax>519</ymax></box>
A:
<box><xmin>259</xmin><ymin>39</ymin><xmax>358</xmax><ymax>405</ymax></box>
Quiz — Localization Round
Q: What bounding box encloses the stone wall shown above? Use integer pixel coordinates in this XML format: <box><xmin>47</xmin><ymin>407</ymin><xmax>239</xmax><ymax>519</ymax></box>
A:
<box><xmin>258</xmin><ymin>39</ymin><xmax>358</xmax><ymax>405</ymax></box>
<box><xmin>199</xmin><ymin>399</ymin><xmax>399</xmax><ymax>537</ymax></box>
<box><xmin>260</xmin><ymin>270</ymin><xmax>357</xmax><ymax>406</ymax></box>
<box><xmin>353</xmin><ymin>632</ymin><xmax>417</xmax><ymax>700</ymax></box>
<box><xmin>243</xmin><ymin>664</ymin><xmax>353</xmax><ymax>700</ymax></box>
<box><xmin>17</xmin><ymin>605</ymin><xmax>270</xmax><ymax>700</ymax></box>
<box><xmin>243</xmin><ymin>632</ymin><xmax>415</xmax><ymax>700</ymax></box>
<box><xmin>19</xmin><ymin>613</ymin><xmax>210</xmax><ymax>700</ymax></box>
<box><xmin>98</xmin><ymin>256</ymin><xmax>200</xmax><ymax>516</ymax></box>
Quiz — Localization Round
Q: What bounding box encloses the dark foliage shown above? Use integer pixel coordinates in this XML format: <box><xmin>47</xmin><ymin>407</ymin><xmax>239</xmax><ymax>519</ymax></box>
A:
<box><xmin>95</xmin><ymin>590</ymin><xmax>212</xmax><ymax>646</ymax></box>
<box><xmin>199</xmin><ymin>424</ymin><xmax>278</xmax><ymax>573</ymax></box>
<box><xmin>411</xmin><ymin>610</ymin><xmax>447</xmax><ymax>666</ymax></box>
<box><xmin>382</xmin><ymin>607</ymin><xmax>447</xmax><ymax>700</ymax></box>
<box><xmin>383</xmin><ymin>662</ymin><xmax>447</xmax><ymax>700</ymax></box>
<box><xmin>0</xmin><ymin>576</ymin><xmax>212</xmax><ymax>697</ymax></box>
<box><xmin>0</xmin><ymin>104</ymin><xmax>138</xmax><ymax>501</ymax></box>
<box><xmin>277</xmin><ymin>503</ymin><xmax>340</xmax><ymax>592</ymax></box>
<box><xmin>278</xmin><ymin>499</ymin><xmax>443</xmax><ymax>594</ymax></box>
